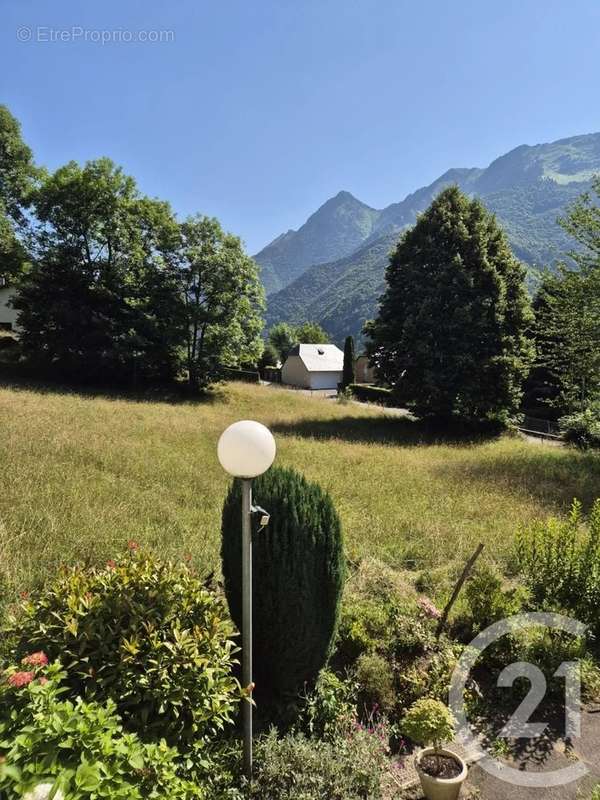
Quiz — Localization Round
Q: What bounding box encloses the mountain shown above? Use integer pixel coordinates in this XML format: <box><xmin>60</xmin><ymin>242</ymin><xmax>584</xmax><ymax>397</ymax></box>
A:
<box><xmin>264</xmin><ymin>132</ymin><xmax>600</xmax><ymax>343</ymax></box>
<box><xmin>254</xmin><ymin>191</ymin><xmax>380</xmax><ymax>294</ymax></box>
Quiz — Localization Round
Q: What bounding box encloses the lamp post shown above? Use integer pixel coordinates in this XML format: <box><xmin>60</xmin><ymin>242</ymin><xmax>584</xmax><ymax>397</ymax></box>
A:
<box><xmin>217</xmin><ymin>420</ymin><xmax>276</xmax><ymax>780</ymax></box>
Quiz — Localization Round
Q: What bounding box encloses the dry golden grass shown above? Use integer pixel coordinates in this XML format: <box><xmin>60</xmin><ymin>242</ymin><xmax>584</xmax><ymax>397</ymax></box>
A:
<box><xmin>0</xmin><ymin>379</ymin><xmax>598</xmax><ymax>598</ymax></box>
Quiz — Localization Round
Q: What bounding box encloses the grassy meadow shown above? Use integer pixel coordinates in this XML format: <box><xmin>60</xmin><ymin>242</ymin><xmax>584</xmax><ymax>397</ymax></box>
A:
<box><xmin>0</xmin><ymin>379</ymin><xmax>599</xmax><ymax>600</ymax></box>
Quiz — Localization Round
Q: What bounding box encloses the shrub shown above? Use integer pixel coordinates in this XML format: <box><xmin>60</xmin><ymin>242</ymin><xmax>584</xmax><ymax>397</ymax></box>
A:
<box><xmin>0</xmin><ymin>661</ymin><xmax>203</xmax><ymax>799</ymax></box>
<box><xmin>2</xmin><ymin>547</ymin><xmax>240</xmax><ymax>746</ymax></box>
<box><xmin>354</xmin><ymin>653</ymin><xmax>396</xmax><ymax>715</ymax></box>
<box><xmin>516</xmin><ymin>499</ymin><xmax>600</xmax><ymax>639</ymax></box>
<box><xmin>559</xmin><ymin>406</ymin><xmax>600</xmax><ymax>449</ymax></box>
<box><xmin>458</xmin><ymin>564</ymin><xmax>528</xmax><ymax>636</ymax></box>
<box><xmin>348</xmin><ymin>384</ymin><xmax>394</xmax><ymax>406</ymax></box>
<box><xmin>221</xmin><ymin>466</ymin><xmax>345</xmax><ymax>700</ymax></box>
<box><xmin>298</xmin><ymin>669</ymin><xmax>357</xmax><ymax>741</ymax></box>
<box><xmin>250</xmin><ymin>727</ymin><xmax>388</xmax><ymax>800</ymax></box>
<box><xmin>401</xmin><ymin>698</ymin><xmax>456</xmax><ymax>752</ymax></box>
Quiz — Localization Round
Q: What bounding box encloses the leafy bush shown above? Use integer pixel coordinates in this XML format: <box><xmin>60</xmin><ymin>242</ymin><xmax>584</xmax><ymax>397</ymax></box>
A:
<box><xmin>298</xmin><ymin>670</ymin><xmax>357</xmax><ymax>741</ymax></box>
<box><xmin>3</xmin><ymin>547</ymin><xmax>240</xmax><ymax>746</ymax></box>
<box><xmin>516</xmin><ymin>499</ymin><xmax>600</xmax><ymax>638</ymax></box>
<box><xmin>250</xmin><ymin>727</ymin><xmax>388</xmax><ymax>800</ymax></box>
<box><xmin>0</xmin><ymin>661</ymin><xmax>203</xmax><ymax>799</ymax></box>
<box><xmin>401</xmin><ymin>699</ymin><xmax>455</xmax><ymax>751</ymax></box>
<box><xmin>559</xmin><ymin>406</ymin><xmax>600</xmax><ymax>449</ymax></box>
<box><xmin>457</xmin><ymin>564</ymin><xmax>528</xmax><ymax>637</ymax></box>
<box><xmin>221</xmin><ymin>466</ymin><xmax>345</xmax><ymax>700</ymax></box>
<box><xmin>348</xmin><ymin>384</ymin><xmax>394</xmax><ymax>406</ymax></box>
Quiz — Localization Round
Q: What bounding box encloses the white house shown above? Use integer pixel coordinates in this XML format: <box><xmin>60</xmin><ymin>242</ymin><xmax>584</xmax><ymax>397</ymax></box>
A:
<box><xmin>0</xmin><ymin>282</ymin><xmax>19</xmax><ymax>332</ymax></box>
<box><xmin>281</xmin><ymin>343</ymin><xmax>344</xmax><ymax>390</ymax></box>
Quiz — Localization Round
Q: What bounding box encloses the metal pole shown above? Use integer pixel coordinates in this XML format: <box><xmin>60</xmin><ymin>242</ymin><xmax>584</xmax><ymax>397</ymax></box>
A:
<box><xmin>241</xmin><ymin>478</ymin><xmax>253</xmax><ymax>780</ymax></box>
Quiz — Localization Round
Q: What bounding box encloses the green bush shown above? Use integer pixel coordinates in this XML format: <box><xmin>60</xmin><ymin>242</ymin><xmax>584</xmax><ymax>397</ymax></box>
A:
<box><xmin>516</xmin><ymin>499</ymin><xmax>600</xmax><ymax>638</ymax></box>
<box><xmin>0</xmin><ymin>661</ymin><xmax>203</xmax><ymax>799</ymax></box>
<box><xmin>2</xmin><ymin>547</ymin><xmax>240</xmax><ymax>746</ymax></box>
<box><xmin>298</xmin><ymin>669</ymin><xmax>357</xmax><ymax>741</ymax></box>
<box><xmin>559</xmin><ymin>406</ymin><xmax>600</xmax><ymax>449</ymax></box>
<box><xmin>457</xmin><ymin>564</ymin><xmax>528</xmax><ymax>636</ymax></box>
<box><xmin>348</xmin><ymin>384</ymin><xmax>394</xmax><ymax>406</ymax></box>
<box><xmin>354</xmin><ymin>653</ymin><xmax>396</xmax><ymax>715</ymax></box>
<box><xmin>221</xmin><ymin>466</ymin><xmax>345</xmax><ymax>700</ymax></box>
<box><xmin>250</xmin><ymin>728</ymin><xmax>388</xmax><ymax>800</ymax></box>
<box><xmin>401</xmin><ymin>698</ymin><xmax>455</xmax><ymax>752</ymax></box>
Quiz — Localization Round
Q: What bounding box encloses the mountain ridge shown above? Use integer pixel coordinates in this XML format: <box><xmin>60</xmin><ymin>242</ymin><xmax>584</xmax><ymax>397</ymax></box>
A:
<box><xmin>261</xmin><ymin>131</ymin><xmax>600</xmax><ymax>344</ymax></box>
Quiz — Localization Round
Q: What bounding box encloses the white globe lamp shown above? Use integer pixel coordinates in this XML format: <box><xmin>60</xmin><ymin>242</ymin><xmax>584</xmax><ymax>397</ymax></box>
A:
<box><xmin>217</xmin><ymin>420</ymin><xmax>276</xmax><ymax>478</ymax></box>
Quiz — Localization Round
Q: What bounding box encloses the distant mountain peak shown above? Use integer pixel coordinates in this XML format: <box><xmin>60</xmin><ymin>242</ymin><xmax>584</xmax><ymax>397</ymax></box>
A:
<box><xmin>263</xmin><ymin>129</ymin><xmax>600</xmax><ymax>343</ymax></box>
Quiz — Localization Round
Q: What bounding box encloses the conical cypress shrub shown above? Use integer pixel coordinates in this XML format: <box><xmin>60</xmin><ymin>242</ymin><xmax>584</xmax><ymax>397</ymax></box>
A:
<box><xmin>221</xmin><ymin>465</ymin><xmax>345</xmax><ymax>700</ymax></box>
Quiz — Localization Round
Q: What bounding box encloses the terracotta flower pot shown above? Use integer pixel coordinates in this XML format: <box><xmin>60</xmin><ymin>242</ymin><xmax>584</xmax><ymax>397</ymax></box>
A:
<box><xmin>415</xmin><ymin>747</ymin><xmax>468</xmax><ymax>800</ymax></box>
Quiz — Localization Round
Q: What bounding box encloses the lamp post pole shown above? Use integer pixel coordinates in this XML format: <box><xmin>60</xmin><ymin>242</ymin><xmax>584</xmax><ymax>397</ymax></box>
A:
<box><xmin>217</xmin><ymin>420</ymin><xmax>276</xmax><ymax>786</ymax></box>
<box><xmin>241</xmin><ymin>478</ymin><xmax>253</xmax><ymax>780</ymax></box>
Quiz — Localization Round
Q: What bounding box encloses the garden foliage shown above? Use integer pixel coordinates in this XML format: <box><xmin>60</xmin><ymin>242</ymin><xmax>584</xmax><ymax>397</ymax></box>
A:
<box><xmin>516</xmin><ymin>499</ymin><xmax>600</xmax><ymax>638</ymax></box>
<box><xmin>221</xmin><ymin>466</ymin><xmax>345</xmax><ymax>700</ymax></box>
<box><xmin>0</xmin><ymin>662</ymin><xmax>203</xmax><ymax>799</ymax></box>
<box><xmin>3</xmin><ymin>547</ymin><xmax>241</xmax><ymax>746</ymax></box>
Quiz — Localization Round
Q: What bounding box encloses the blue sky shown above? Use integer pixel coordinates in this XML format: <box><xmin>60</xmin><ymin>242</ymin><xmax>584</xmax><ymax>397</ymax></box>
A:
<box><xmin>2</xmin><ymin>0</ymin><xmax>599</xmax><ymax>253</ymax></box>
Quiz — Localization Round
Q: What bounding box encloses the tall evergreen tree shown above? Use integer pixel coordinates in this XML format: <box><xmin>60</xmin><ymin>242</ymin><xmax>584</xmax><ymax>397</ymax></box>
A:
<box><xmin>342</xmin><ymin>335</ymin><xmax>355</xmax><ymax>388</ymax></box>
<box><xmin>533</xmin><ymin>177</ymin><xmax>600</xmax><ymax>411</ymax></box>
<box><xmin>365</xmin><ymin>186</ymin><xmax>534</xmax><ymax>422</ymax></box>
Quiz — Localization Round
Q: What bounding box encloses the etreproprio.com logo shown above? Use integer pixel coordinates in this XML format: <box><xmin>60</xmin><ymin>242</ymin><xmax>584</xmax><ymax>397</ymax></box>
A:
<box><xmin>449</xmin><ymin>612</ymin><xmax>589</xmax><ymax>788</ymax></box>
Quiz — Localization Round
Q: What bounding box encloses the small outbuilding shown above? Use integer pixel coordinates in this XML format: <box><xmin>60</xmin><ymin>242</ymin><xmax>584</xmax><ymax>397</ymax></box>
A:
<box><xmin>281</xmin><ymin>343</ymin><xmax>344</xmax><ymax>390</ymax></box>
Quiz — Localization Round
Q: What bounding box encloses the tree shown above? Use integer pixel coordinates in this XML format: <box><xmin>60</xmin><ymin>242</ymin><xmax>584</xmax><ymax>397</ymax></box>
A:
<box><xmin>365</xmin><ymin>186</ymin><xmax>534</xmax><ymax>422</ymax></box>
<box><xmin>258</xmin><ymin>342</ymin><xmax>280</xmax><ymax>370</ymax></box>
<box><xmin>0</xmin><ymin>106</ymin><xmax>39</xmax><ymax>280</ymax></box>
<box><xmin>533</xmin><ymin>177</ymin><xmax>600</xmax><ymax>411</ymax></box>
<box><xmin>176</xmin><ymin>215</ymin><xmax>264</xmax><ymax>391</ymax></box>
<box><xmin>268</xmin><ymin>322</ymin><xmax>296</xmax><ymax>363</ymax></box>
<box><xmin>268</xmin><ymin>320</ymin><xmax>328</xmax><ymax>364</ymax></box>
<box><xmin>294</xmin><ymin>321</ymin><xmax>328</xmax><ymax>345</ymax></box>
<box><xmin>15</xmin><ymin>159</ymin><xmax>184</xmax><ymax>383</ymax></box>
<box><xmin>221</xmin><ymin>466</ymin><xmax>345</xmax><ymax>702</ymax></box>
<box><xmin>342</xmin><ymin>335</ymin><xmax>355</xmax><ymax>388</ymax></box>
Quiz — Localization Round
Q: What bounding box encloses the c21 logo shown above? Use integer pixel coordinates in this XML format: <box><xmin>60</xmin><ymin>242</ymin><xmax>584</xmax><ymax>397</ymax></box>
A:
<box><xmin>449</xmin><ymin>612</ymin><xmax>588</xmax><ymax>788</ymax></box>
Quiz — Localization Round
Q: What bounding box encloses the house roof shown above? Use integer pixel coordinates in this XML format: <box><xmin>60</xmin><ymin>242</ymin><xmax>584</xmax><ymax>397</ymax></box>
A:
<box><xmin>287</xmin><ymin>343</ymin><xmax>344</xmax><ymax>372</ymax></box>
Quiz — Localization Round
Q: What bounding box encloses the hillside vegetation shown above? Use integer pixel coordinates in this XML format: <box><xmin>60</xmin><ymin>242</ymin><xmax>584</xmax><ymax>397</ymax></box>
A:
<box><xmin>0</xmin><ymin>380</ymin><xmax>598</xmax><ymax>599</ymax></box>
<box><xmin>262</xmin><ymin>132</ymin><xmax>600</xmax><ymax>342</ymax></box>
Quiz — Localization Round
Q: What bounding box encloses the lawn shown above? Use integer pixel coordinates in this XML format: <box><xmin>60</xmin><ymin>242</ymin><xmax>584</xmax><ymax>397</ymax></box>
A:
<box><xmin>0</xmin><ymin>379</ymin><xmax>598</xmax><ymax>599</ymax></box>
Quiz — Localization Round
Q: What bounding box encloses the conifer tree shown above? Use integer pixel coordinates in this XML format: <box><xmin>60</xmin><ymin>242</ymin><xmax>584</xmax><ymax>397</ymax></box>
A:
<box><xmin>365</xmin><ymin>186</ymin><xmax>534</xmax><ymax>422</ymax></box>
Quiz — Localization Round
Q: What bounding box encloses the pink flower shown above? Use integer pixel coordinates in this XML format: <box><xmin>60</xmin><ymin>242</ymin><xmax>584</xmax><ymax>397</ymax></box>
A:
<box><xmin>21</xmin><ymin>651</ymin><xmax>48</xmax><ymax>667</ymax></box>
<box><xmin>417</xmin><ymin>596</ymin><xmax>442</xmax><ymax>620</ymax></box>
<box><xmin>127</xmin><ymin>540</ymin><xmax>139</xmax><ymax>552</ymax></box>
<box><xmin>106</xmin><ymin>560</ymin><xmax>116</xmax><ymax>569</ymax></box>
<box><xmin>8</xmin><ymin>671</ymin><xmax>34</xmax><ymax>688</ymax></box>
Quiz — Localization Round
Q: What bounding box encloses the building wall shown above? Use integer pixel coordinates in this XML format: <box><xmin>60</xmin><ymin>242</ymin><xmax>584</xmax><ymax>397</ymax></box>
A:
<box><xmin>0</xmin><ymin>287</ymin><xmax>19</xmax><ymax>331</ymax></box>
<box><xmin>281</xmin><ymin>356</ymin><xmax>310</xmax><ymax>387</ymax></box>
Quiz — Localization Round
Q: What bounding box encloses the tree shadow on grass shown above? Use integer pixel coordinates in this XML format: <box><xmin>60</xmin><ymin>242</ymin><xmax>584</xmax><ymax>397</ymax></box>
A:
<box><xmin>0</xmin><ymin>374</ymin><xmax>225</xmax><ymax>407</ymax></box>
<box><xmin>271</xmin><ymin>415</ymin><xmax>504</xmax><ymax>447</ymax></box>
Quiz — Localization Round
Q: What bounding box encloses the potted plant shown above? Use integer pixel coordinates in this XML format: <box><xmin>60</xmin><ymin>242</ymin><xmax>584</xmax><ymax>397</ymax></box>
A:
<box><xmin>401</xmin><ymin>698</ymin><xmax>467</xmax><ymax>800</ymax></box>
